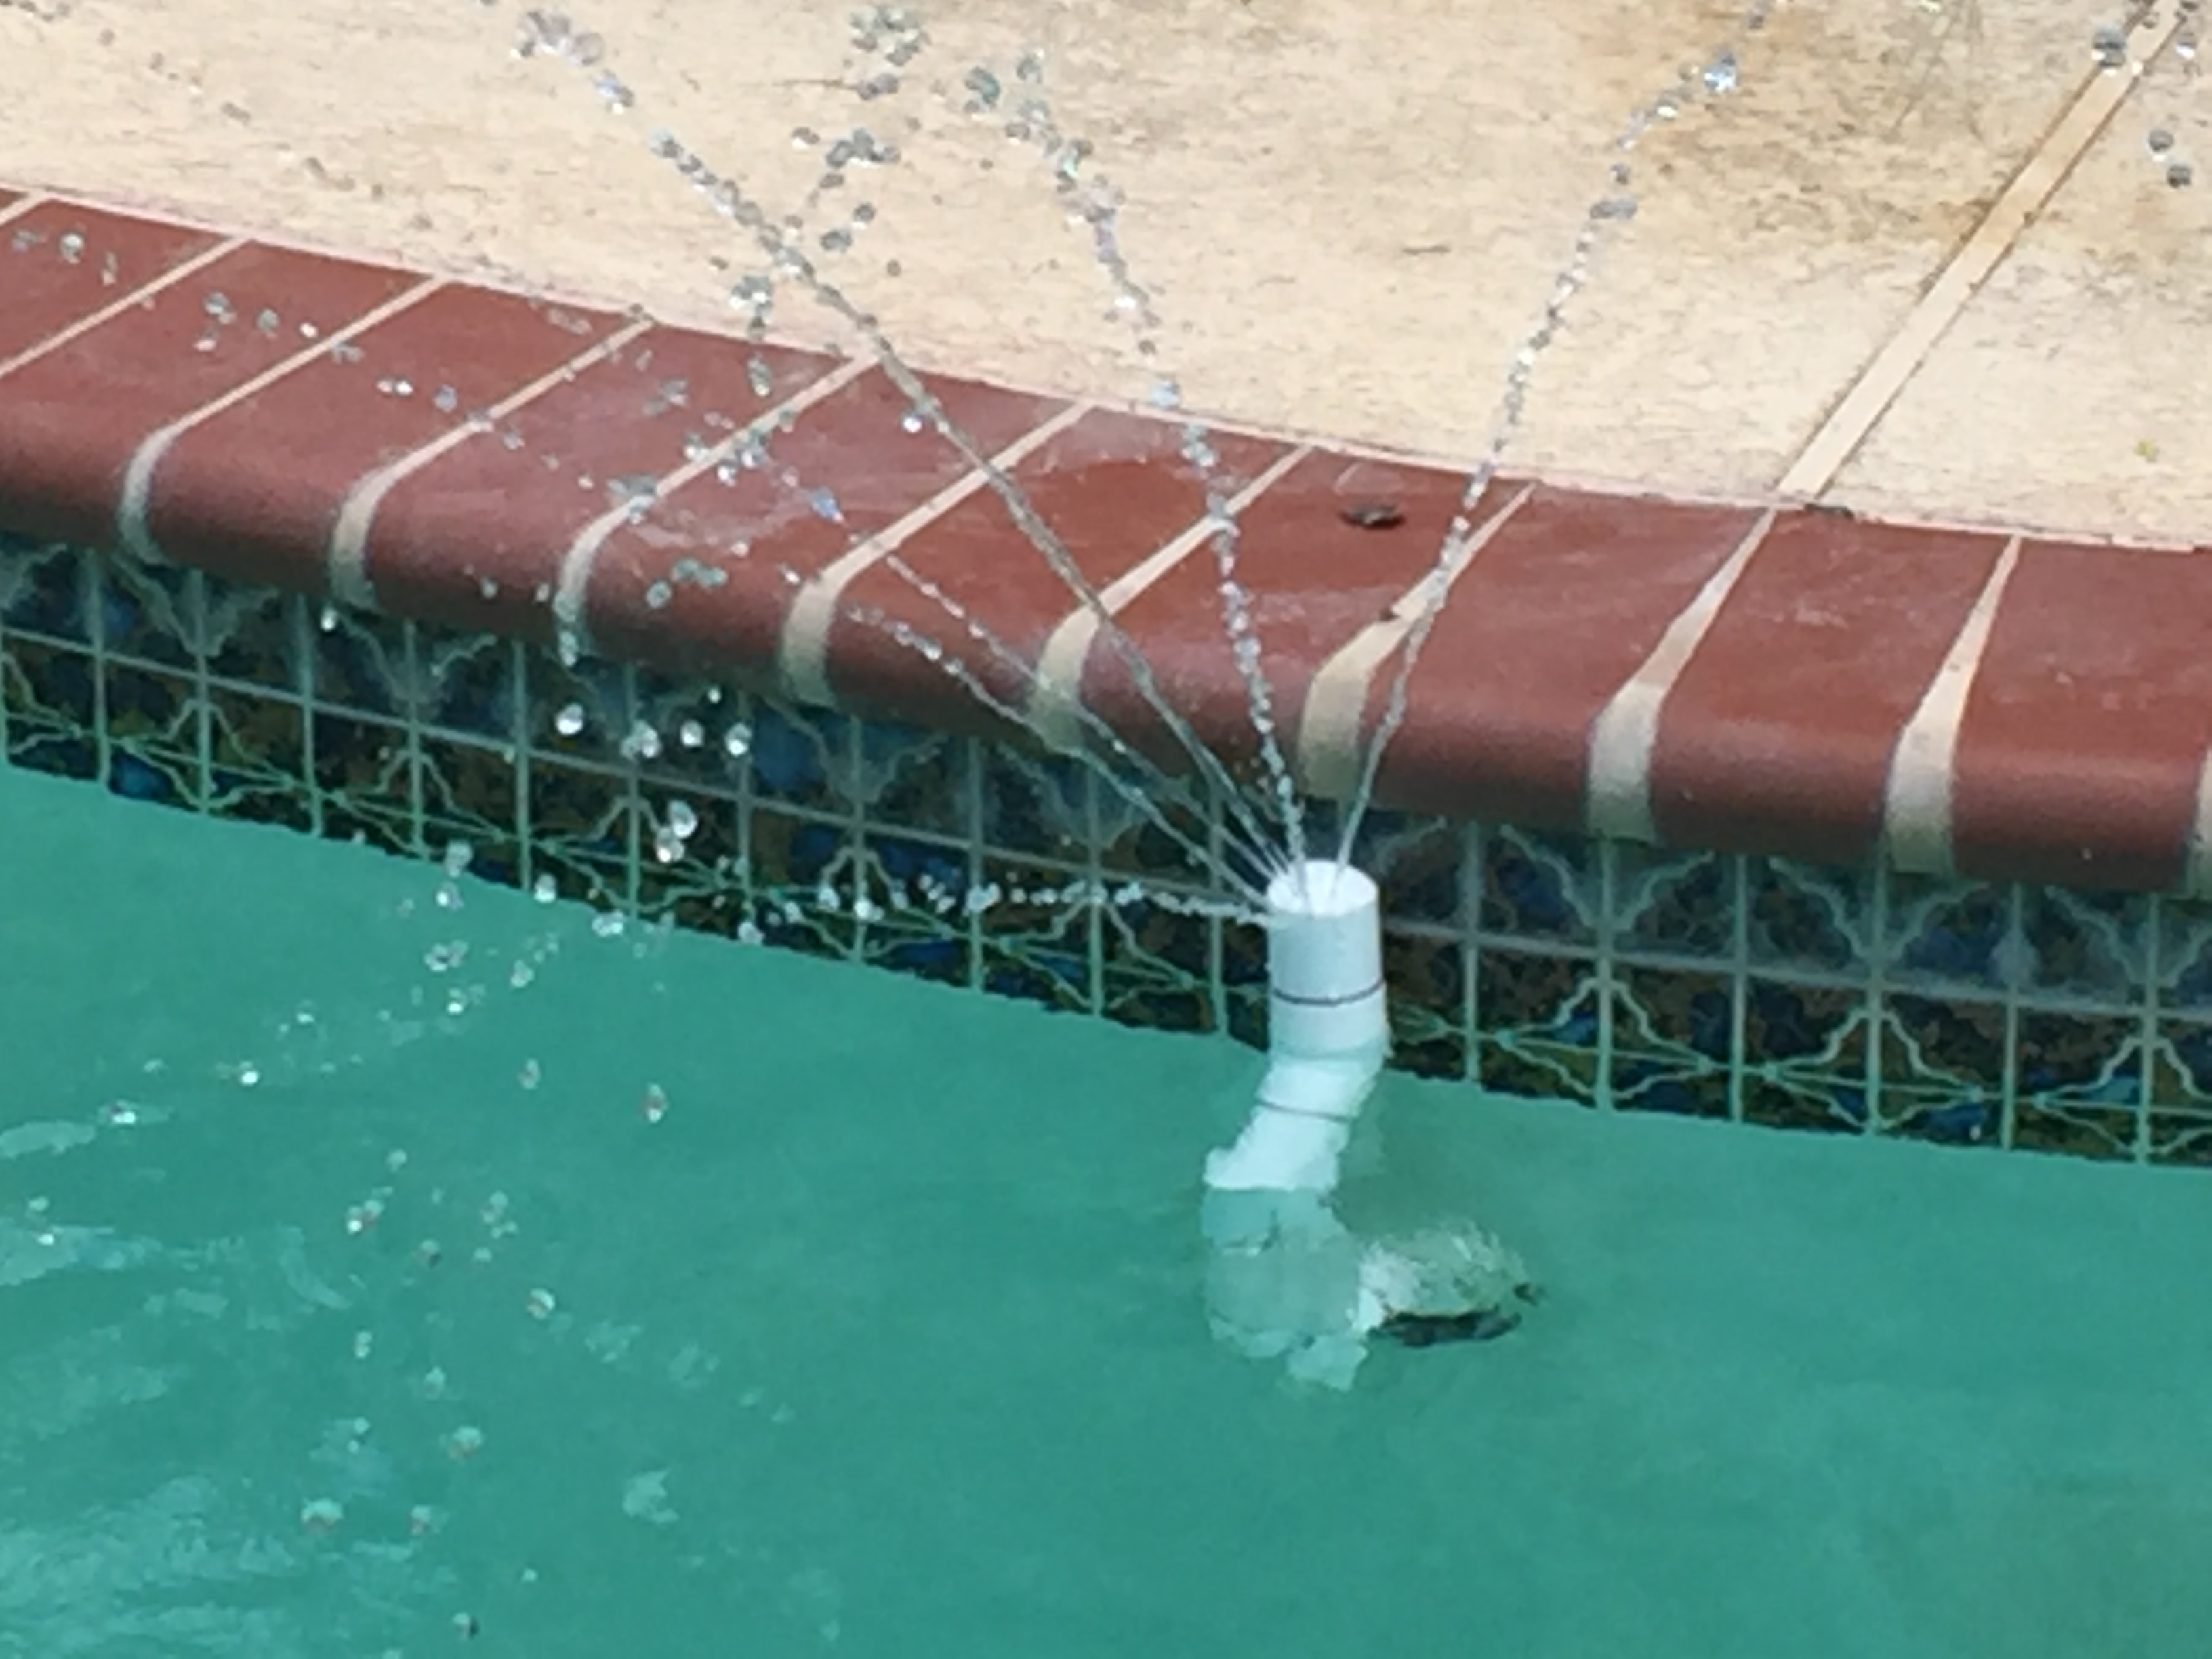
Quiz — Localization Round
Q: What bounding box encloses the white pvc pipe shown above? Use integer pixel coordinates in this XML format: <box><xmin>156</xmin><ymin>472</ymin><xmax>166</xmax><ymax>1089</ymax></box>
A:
<box><xmin>1202</xmin><ymin>859</ymin><xmax>1388</xmax><ymax>1197</ymax></box>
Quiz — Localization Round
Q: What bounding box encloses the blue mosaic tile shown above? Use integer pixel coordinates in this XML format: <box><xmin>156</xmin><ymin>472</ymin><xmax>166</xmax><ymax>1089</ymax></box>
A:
<box><xmin>314</xmin><ymin>607</ymin><xmax>411</xmax><ymax>720</ymax></box>
<box><xmin>975</xmin><ymin>856</ymin><xmax>1097</xmax><ymax>1015</ymax></box>
<box><xmin>1382</xmin><ymin>930</ymin><xmax>1467</xmax><ymax>1079</ymax></box>
<box><xmin>202</xmin><ymin>573</ymin><xmax>305</xmax><ymax>693</ymax></box>
<box><xmin>1611</xmin><ymin>963</ymin><xmax>1734</xmax><ymax>1120</ymax></box>
<box><xmin>206</xmin><ymin>684</ymin><xmax>311</xmax><ymax>832</ymax></box>
<box><xmin>1612</xmin><ymin>843</ymin><xmax>1733</xmax><ymax>959</ymax></box>
<box><xmin>1099</xmin><ymin>897</ymin><xmax>1216</xmax><ymax>1036</ymax></box>
<box><xmin>414</xmin><ymin>621</ymin><xmax>520</xmax><ymax>741</ymax></box>
<box><xmin>0</xmin><ymin>534</ymin><xmax>89</xmax><ymax>641</ymax></box>
<box><xmin>1744</xmin><ymin>855</ymin><xmax>1872</xmax><ymax>977</ymax></box>
<box><xmin>749</xmin><ymin>700</ymin><xmax>848</xmax><ymax>816</ymax></box>
<box><xmin>857</xmin><ymin>721</ymin><xmax>972</xmax><ymax>841</ymax></box>
<box><xmin>1479</xmin><ymin>825</ymin><xmax>1599</xmax><ymax>947</ymax></box>
<box><xmin>99</xmin><ymin>551</ymin><xmax>199</xmax><ymax>670</ymax></box>
<box><xmin>1885</xmin><ymin>873</ymin><xmax>2016</xmax><ymax>993</ymax></box>
<box><xmin>979</xmin><ymin>743</ymin><xmax>1090</xmax><ymax>861</ymax></box>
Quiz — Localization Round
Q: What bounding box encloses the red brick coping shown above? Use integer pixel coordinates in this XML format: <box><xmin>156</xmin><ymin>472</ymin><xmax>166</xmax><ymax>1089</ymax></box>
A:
<box><xmin>4</xmin><ymin>188</ymin><xmax>2209</xmax><ymax>895</ymax></box>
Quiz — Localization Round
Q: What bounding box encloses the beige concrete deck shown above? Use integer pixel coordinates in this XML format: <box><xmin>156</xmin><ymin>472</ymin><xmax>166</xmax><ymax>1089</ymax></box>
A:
<box><xmin>2</xmin><ymin>0</ymin><xmax>2207</xmax><ymax>544</ymax></box>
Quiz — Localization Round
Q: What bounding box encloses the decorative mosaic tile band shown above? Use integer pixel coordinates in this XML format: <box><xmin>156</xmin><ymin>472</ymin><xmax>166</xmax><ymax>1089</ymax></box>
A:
<box><xmin>4</xmin><ymin>190</ymin><xmax>2212</xmax><ymax>898</ymax></box>
<box><xmin>12</xmin><ymin>530</ymin><xmax>2212</xmax><ymax>1169</ymax></box>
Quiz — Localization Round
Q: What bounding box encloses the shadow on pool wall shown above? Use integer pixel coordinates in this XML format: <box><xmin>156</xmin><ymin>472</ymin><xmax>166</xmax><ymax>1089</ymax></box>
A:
<box><xmin>7</xmin><ymin>528</ymin><xmax>2212</xmax><ymax>1168</ymax></box>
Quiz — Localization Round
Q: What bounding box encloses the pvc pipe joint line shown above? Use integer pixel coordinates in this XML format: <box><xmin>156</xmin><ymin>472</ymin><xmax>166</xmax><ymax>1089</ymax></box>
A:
<box><xmin>1203</xmin><ymin>859</ymin><xmax>1389</xmax><ymax>1196</ymax></box>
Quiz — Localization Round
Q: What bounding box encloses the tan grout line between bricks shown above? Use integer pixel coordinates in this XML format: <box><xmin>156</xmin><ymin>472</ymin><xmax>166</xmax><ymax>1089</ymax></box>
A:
<box><xmin>1776</xmin><ymin>26</ymin><xmax>2181</xmax><ymax>501</ymax></box>
<box><xmin>117</xmin><ymin>277</ymin><xmax>447</xmax><ymax>565</ymax></box>
<box><xmin>1585</xmin><ymin>509</ymin><xmax>1780</xmax><ymax>844</ymax></box>
<box><xmin>1882</xmin><ymin>536</ymin><xmax>2023</xmax><ymax>876</ymax></box>
<box><xmin>777</xmin><ymin>401</ymin><xmax>1095</xmax><ymax>710</ymax></box>
<box><xmin>0</xmin><ymin>233</ymin><xmax>247</xmax><ymax>383</ymax></box>
<box><xmin>1292</xmin><ymin>483</ymin><xmax>1536</xmax><ymax>801</ymax></box>
<box><xmin>325</xmin><ymin>316</ymin><xmax>658</xmax><ymax>608</ymax></box>
<box><xmin>1023</xmin><ymin>444</ymin><xmax>1313</xmax><ymax>755</ymax></box>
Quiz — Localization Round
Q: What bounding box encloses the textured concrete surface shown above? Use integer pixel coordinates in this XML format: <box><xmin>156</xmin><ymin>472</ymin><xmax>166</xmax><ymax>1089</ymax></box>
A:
<box><xmin>0</xmin><ymin>0</ymin><xmax>2205</xmax><ymax>541</ymax></box>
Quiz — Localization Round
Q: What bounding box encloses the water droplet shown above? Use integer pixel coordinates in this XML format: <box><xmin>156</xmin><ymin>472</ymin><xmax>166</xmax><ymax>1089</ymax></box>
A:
<box><xmin>723</xmin><ymin>722</ymin><xmax>753</xmax><ymax>758</ymax></box>
<box><xmin>98</xmin><ymin>1100</ymin><xmax>140</xmax><ymax>1127</ymax></box>
<box><xmin>640</xmin><ymin>1083</ymin><xmax>670</xmax><ymax>1124</ymax></box>
<box><xmin>1701</xmin><ymin>50</ymin><xmax>1738</xmax><ymax>94</ymax></box>
<box><xmin>518</xmin><ymin>1059</ymin><xmax>542</xmax><ymax>1090</ymax></box>
<box><xmin>554</xmin><ymin>701</ymin><xmax>586</xmax><ymax>737</ymax></box>
<box><xmin>2093</xmin><ymin>24</ymin><xmax>2129</xmax><ymax>68</ymax></box>
<box><xmin>594</xmin><ymin>71</ymin><xmax>634</xmax><ymax>111</ymax></box>
<box><xmin>644</xmin><ymin>579</ymin><xmax>673</xmax><ymax>609</ymax></box>
<box><xmin>806</xmin><ymin>487</ymin><xmax>844</xmax><ymax>522</ymax></box>
<box><xmin>300</xmin><ymin>1498</ymin><xmax>345</xmax><ymax>1532</ymax></box>
<box><xmin>2169</xmin><ymin>159</ymin><xmax>2196</xmax><ymax>188</ymax></box>
<box><xmin>678</xmin><ymin>718</ymin><xmax>706</xmax><ymax>749</ymax></box>
<box><xmin>525</xmin><ymin>1288</ymin><xmax>558</xmax><ymax>1319</ymax></box>
<box><xmin>345</xmin><ymin>1197</ymin><xmax>385</xmax><ymax>1235</ymax></box>
<box><xmin>899</xmin><ymin>408</ymin><xmax>926</xmax><ymax>434</ymax></box>
<box><xmin>532</xmin><ymin>874</ymin><xmax>559</xmax><ymax>905</ymax></box>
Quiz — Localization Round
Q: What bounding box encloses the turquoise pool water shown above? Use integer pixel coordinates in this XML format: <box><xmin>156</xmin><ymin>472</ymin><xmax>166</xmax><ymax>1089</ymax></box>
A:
<box><xmin>6</xmin><ymin>764</ymin><xmax>2212</xmax><ymax>1656</ymax></box>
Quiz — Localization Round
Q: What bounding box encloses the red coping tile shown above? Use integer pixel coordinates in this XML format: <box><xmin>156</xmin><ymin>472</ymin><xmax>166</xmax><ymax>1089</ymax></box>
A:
<box><xmin>1649</xmin><ymin>512</ymin><xmax>2006</xmax><ymax>865</ymax></box>
<box><xmin>1081</xmin><ymin>451</ymin><xmax>1501</xmax><ymax>775</ymax></box>
<box><xmin>0</xmin><ymin>201</ymin><xmax>226</xmax><ymax>363</ymax></box>
<box><xmin>1368</xmin><ymin>489</ymin><xmax>1763</xmax><ymax>830</ymax></box>
<box><xmin>584</xmin><ymin>367</ymin><xmax>1068</xmax><ymax>685</ymax></box>
<box><xmin>823</xmin><ymin>410</ymin><xmax>1291</xmax><ymax>735</ymax></box>
<box><xmin>0</xmin><ymin>240</ymin><xmax>419</xmax><ymax>550</ymax></box>
<box><xmin>359</xmin><ymin>328</ymin><xmax>838</xmax><ymax>640</ymax></box>
<box><xmin>144</xmin><ymin>285</ymin><xmax>623</xmax><ymax>591</ymax></box>
<box><xmin>1952</xmin><ymin>540</ymin><xmax>2212</xmax><ymax>890</ymax></box>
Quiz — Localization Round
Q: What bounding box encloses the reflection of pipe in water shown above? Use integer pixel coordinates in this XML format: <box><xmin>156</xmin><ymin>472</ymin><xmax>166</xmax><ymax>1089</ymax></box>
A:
<box><xmin>1200</xmin><ymin>860</ymin><xmax>1536</xmax><ymax>1388</ymax></box>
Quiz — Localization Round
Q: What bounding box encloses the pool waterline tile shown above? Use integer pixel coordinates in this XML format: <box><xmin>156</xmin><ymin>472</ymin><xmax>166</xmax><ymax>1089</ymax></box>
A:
<box><xmin>15</xmin><ymin>529</ymin><xmax>2212</xmax><ymax>1171</ymax></box>
<box><xmin>6</xmin><ymin>194</ymin><xmax>2212</xmax><ymax>1174</ymax></box>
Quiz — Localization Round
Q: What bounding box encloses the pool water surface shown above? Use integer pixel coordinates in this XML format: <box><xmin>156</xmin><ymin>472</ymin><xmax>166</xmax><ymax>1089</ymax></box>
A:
<box><xmin>5</xmin><ymin>765</ymin><xmax>2212</xmax><ymax>1656</ymax></box>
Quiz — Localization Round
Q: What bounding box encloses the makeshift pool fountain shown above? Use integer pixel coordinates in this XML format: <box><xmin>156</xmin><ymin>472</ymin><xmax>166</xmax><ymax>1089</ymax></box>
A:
<box><xmin>491</xmin><ymin>1</ymin><xmax>1791</xmax><ymax>1387</ymax></box>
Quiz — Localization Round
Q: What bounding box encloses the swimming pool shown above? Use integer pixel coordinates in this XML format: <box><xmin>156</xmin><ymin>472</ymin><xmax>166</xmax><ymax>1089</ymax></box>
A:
<box><xmin>9</xmin><ymin>762</ymin><xmax>2212</xmax><ymax>1656</ymax></box>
